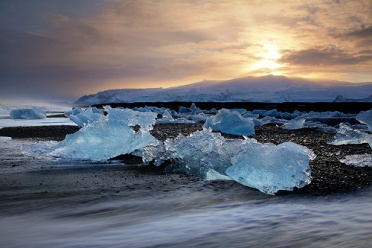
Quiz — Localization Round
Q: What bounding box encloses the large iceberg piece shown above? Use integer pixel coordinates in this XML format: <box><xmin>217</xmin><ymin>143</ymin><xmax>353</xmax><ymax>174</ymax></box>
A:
<box><xmin>143</xmin><ymin>128</ymin><xmax>315</xmax><ymax>194</ymax></box>
<box><xmin>203</xmin><ymin>108</ymin><xmax>255</xmax><ymax>136</ymax></box>
<box><xmin>50</xmin><ymin>107</ymin><xmax>159</xmax><ymax>161</ymax></box>
<box><xmin>357</xmin><ymin>109</ymin><xmax>372</xmax><ymax>132</ymax></box>
<box><xmin>10</xmin><ymin>107</ymin><xmax>46</xmax><ymax>119</ymax></box>
<box><xmin>69</xmin><ymin>107</ymin><xmax>104</xmax><ymax>127</ymax></box>
<box><xmin>154</xmin><ymin>129</ymin><xmax>243</xmax><ymax>177</ymax></box>
<box><xmin>226</xmin><ymin>142</ymin><xmax>315</xmax><ymax>195</ymax></box>
<box><xmin>327</xmin><ymin>123</ymin><xmax>371</xmax><ymax>147</ymax></box>
<box><xmin>340</xmin><ymin>154</ymin><xmax>372</xmax><ymax>167</ymax></box>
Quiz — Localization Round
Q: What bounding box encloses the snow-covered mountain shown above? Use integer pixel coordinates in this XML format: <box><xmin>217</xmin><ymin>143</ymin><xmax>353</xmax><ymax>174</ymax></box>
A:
<box><xmin>75</xmin><ymin>75</ymin><xmax>372</xmax><ymax>105</ymax></box>
<box><xmin>333</xmin><ymin>95</ymin><xmax>372</xmax><ymax>102</ymax></box>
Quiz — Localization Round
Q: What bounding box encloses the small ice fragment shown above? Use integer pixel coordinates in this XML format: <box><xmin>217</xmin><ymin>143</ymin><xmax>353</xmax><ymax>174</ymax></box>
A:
<box><xmin>0</xmin><ymin>136</ymin><xmax>11</xmax><ymax>142</ymax></box>
<box><xmin>327</xmin><ymin>123</ymin><xmax>370</xmax><ymax>146</ymax></box>
<box><xmin>263</xmin><ymin>109</ymin><xmax>279</xmax><ymax>117</ymax></box>
<box><xmin>242</xmin><ymin>112</ymin><xmax>259</xmax><ymax>119</ymax></box>
<box><xmin>203</xmin><ymin>109</ymin><xmax>255</xmax><ymax>136</ymax></box>
<box><xmin>340</xmin><ymin>154</ymin><xmax>372</xmax><ymax>167</ymax></box>
<box><xmin>10</xmin><ymin>107</ymin><xmax>46</xmax><ymax>119</ymax></box>
<box><xmin>229</xmin><ymin>109</ymin><xmax>246</xmax><ymax>114</ymax></box>
<box><xmin>252</xmin><ymin>110</ymin><xmax>267</xmax><ymax>117</ymax></box>
<box><xmin>282</xmin><ymin>118</ymin><xmax>305</xmax><ymax>130</ymax></box>
<box><xmin>205</xmin><ymin>108</ymin><xmax>218</xmax><ymax>114</ymax></box>
<box><xmin>187</xmin><ymin>114</ymin><xmax>208</xmax><ymax>123</ymax></box>
<box><xmin>226</xmin><ymin>141</ymin><xmax>315</xmax><ymax>195</ymax></box>
<box><xmin>162</xmin><ymin>109</ymin><xmax>173</xmax><ymax>120</ymax></box>
<box><xmin>357</xmin><ymin>109</ymin><xmax>372</xmax><ymax>132</ymax></box>
<box><xmin>156</xmin><ymin>109</ymin><xmax>174</xmax><ymax>124</ymax></box>
<box><xmin>280</xmin><ymin>112</ymin><xmax>301</xmax><ymax>119</ymax></box>
<box><xmin>205</xmin><ymin>169</ymin><xmax>233</xmax><ymax>181</ymax></box>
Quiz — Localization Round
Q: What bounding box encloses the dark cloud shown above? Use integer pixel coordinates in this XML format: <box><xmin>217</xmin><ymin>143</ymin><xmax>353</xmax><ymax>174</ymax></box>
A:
<box><xmin>280</xmin><ymin>47</ymin><xmax>372</xmax><ymax>66</ymax></box>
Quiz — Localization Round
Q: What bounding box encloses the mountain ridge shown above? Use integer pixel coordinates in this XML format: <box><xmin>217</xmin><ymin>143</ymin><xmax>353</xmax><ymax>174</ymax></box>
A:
<box><xmin>75</xmin><ymin>75</ymin><xmax>372</xmax><ymax>105</ymax></box>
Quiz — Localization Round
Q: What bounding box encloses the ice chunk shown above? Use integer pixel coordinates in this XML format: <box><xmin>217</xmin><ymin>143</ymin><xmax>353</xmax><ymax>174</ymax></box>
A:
<box><xmin>282</xmin><ymin>118</ymin><xmax>305</xmax><ymax>130</ymax></box>
<box><xmin>179</xmin><ymin>103</ymin><xmax>202</xmax><ymax>115</ymax></box>
<box><xmin>260</xmin><ymin>116</ymin><xmax>286</xmax><ymax>125</ymax></box>
<box><xmin>280</xmin><ymin>111</ymin><xmax>302</xmax><ymax>119</ymax></box>
<box><xmin>327</xmin><ymin>123</ymin><xmax>370</xmax><ymax>146</ymax></box>
<box><xmin>252</xmin><ymin>110</ymin><xmax>267</xmax><ymax>116</ymax></box>
<box><xmin>162</xmin><ymin>109</ymin><xmax>173</xmax><ymax>120</ymax></box>
<box><xmin>229</xmin><ymin>109</ymin><xmax>246</xmax><ymax>114</ymax></box>
<box><xmin>203</xmin><ymin>108</ymin><xmax>255</xmax><ymax>136</ymax></box>
<box><xmin>242</xmin><ymin>112</ymin><xmax>259</xmax><ymax>119</ymax></box>
<box><xmin>226</xmin><ymin>142</ymin><xmax>315</xmax><ymax>195</ymax></box>
<box><xmin>10</xmin><ymin>107</ymin><xmax>46</xmax><ymax>119</ymax></box>
<box><xmin>205</xmin><ymin>108</ymin><xmax>218</xmax><ymax>114</ymax></box>
<box><xmin>357</xmin><ymin>109</ymin><xmax>372</xmax><ymax>132</ymax></box>
<box><xmin>143</xmin><ymin>128</ymin><xmax>315</xmax><ymax>195</ymax></box>
<box><xmin>156</xmin><ymin>109</ymin><xmax>174</xmax><ymax>124</ymax></box>
<box><xmin>104</xmin><ymin>106</ymin><xmax>157</xmax><ymax>130</ymax></box>
<box><xmin>157</xmin><ymin>129</ymin><xmax>244</xmax><ymax>177</ymax></box>
<box><xmin>187</xmin><ymin>114</ymin><xmax>209</xmax><ymax>123</ymax></box>
<box><xmin>0</xmin><ymin>136</ymin><xmax>11</xmax><ymax>142</ymax></box>
<box><xmin>69</xmin><ymin>106</ymin><xmax>104</xmax><ymax>127</ymax></box>
<box><xmin>340</xmin><ymin>154</ymin><xmax>372</xmax><ymax>167</ymax></box>
<box><xmin>205</xmin><ymin>169</ymin><xmax>233</xmax><ymax>181</ymax></box>
<box><xmin>49</xmin><ymin>107</ymin><xmax>159</xmax><ymax>161</ymax></box>
<box><xmin>190</xmin><ymin>103</ymin><xmax>202</xmax><ymax>115</ymax></box>
<box><xmin>263</xmin><ymin>109</ymin><xmax>279</xmax><ymax>117</ymax></box>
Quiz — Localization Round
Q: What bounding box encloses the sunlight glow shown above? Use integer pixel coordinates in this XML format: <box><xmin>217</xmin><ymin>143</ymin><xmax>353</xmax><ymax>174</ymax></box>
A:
<box><xmin>253</xmin><ymin>44</ymin><xmax>282</xmax><ymax>71</ymax></box>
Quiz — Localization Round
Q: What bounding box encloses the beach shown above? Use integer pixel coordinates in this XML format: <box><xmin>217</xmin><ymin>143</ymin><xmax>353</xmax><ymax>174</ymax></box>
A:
<box><xmin>1</xmin><ymin>103</ymin><xmax>372</xmax><ymax>247</ymax></box>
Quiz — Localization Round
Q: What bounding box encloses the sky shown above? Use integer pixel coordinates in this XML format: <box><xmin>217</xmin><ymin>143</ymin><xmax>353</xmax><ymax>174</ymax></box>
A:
<box><xmin>0</xmin><ymin>0</ymin><xmax>371</xmax><ymax>102</ymax></box>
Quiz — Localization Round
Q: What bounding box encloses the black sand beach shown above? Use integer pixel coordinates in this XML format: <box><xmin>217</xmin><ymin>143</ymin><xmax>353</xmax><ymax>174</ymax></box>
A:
<box><xmin>1</xmin><ymin>121</ymin><xmax>371</xmax><ymax>196</ymax></box>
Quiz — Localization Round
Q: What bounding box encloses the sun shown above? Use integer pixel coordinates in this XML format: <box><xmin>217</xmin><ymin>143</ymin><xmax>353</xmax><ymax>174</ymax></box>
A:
<box><xmin>253</xmin><ymin>44</ymin><xmax>282</xmax><ymax>72</ymax></box>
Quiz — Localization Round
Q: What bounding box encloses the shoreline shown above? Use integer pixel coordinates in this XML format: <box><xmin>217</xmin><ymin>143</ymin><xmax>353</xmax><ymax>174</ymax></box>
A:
<box><xmin>1</xmin><ymin>123</ymin><xmax>371</xmax><ymax>196</ymax></box>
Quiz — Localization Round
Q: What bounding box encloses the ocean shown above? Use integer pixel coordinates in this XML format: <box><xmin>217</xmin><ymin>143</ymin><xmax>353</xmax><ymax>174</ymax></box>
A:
<box><xmin>1</xmin><ymin>138</ymin><xmax>372</xmax><ymax>248</ymax></box>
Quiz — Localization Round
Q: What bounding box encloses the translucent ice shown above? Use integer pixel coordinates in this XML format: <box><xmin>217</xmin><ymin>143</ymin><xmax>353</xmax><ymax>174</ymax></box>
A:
<box><xmin>280</xmin><ymin>111</ymin><xmax>302</xmax><ymax>119</ymax></box>
<box><xmin>10</xmin><ymin>107</ymin><xmax>46</xmax><ymax>119</ymax></box>
<box><xmin>327</xmin><ymin>123</ymin><xmax>371</xmax><ymax>146</ymax></box>
<box><xmin>263</xmin><ymin>109</ymin><xmax>279</xmax><ymax>117</ymax></box>
<box><xmin>187</xmin><ymin>114</ymin><xmax>209</xmax><ymax>123</ymax></box>
<box><xmin>340</xmin><ymin>154</ymin><xmax>372</xmax><ymax>167</ymax></box>
<box><xmin>69</xmin><ymin>106</ymin><xmax>104</xmax><ymax>127</ymax></box>
<box><xmin>179</xmin><ymin>103</ymin><xmax>202</xmax><ymax>115</ymax></box>
<box><xmin>357</xmin><ymin>109</ymin><xmax>372</xmax><ymax>132</ymax></box>
<box><xmin>242</xmin><ymin>112</ymin><xmax>259</xmax><ymax>119</ymax></box>
<box><xmin>104</xmin><ymin>106</ymin><xmax>157</xmax><ymax>130</ymax></box>
<box><xmin>49</xmin><ymin>107</ymin><xmax>159</xmax><ymax>161</ymax></box>
<box><xmin>0</xmin><ymin>136</ymin><xmax>11</xmax><ymax>142</ymax></box>
<box><xmin>143</xmin><ymin>128</ymin><xmax>315</xmax><ymax>195</ymax></box>
<box><xmin>156</xmin><ymin>109</ymin><xmax>174</xmax><ymax>124</ymax></box>
<box><xmin>144</xmin><ymin>129</ymin><xmax>243</xmax><ymax>177</ymax></box>
<box><xmin>230</xmin><ymin>109</ymin><xmax>246</xmax><ymax>114</ymax></box>
<box><xmin>203</xmin><ymin>108</ymin><xmax>255</xmax><ymax>136</ymax></box>
<box><xmin>226</xmin><ymin>142</ymin><xmax>315</xmax><ymax>195</ymax></box>
<box><xmin>282</xmin><ymin>118</ymin><xmax>305</xmax><ymax>130</ymax></box>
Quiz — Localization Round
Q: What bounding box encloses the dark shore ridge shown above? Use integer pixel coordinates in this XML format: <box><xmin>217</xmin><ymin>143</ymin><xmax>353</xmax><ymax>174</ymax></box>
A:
<box><xmin>1</xmin><ymin>122</ymin><xmax>371</xmax><ymax>196</ymax></box>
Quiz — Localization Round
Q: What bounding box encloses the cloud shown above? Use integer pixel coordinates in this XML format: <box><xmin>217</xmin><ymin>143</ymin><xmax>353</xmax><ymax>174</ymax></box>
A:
<box><xmin>1</xmin><ymin>0</ymin><xmax>372</xmax><ymax>102</ymax></box>
<box><xmin>280</xmin><ymin>47</ymin><xmax>372</xmax><ymax>66</ymax></box>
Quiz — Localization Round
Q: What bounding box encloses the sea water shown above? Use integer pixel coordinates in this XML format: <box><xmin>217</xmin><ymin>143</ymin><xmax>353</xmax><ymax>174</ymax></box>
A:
<box><xmin>1</xmin><ymin>139</ymin><xmax>372</xmax><ymax>248</ymax></box>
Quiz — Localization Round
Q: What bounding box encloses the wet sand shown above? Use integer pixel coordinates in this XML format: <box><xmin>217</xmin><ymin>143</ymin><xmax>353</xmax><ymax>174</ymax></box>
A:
<box><xmin>1</xmin><ymin>123</ymin><xmax>371</xmax><ymax>196</ymax></box>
